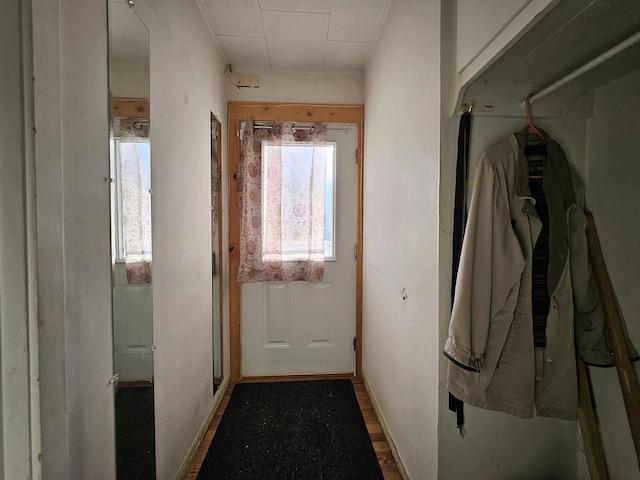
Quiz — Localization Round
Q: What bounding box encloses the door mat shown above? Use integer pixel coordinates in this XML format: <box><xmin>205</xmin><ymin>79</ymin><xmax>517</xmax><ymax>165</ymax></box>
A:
<box><xmin>197</xmin><ymin>379</ymin><xmax>384</xmax><ymax>480</ymax></box>
<box><xmin>115</xmin><ymin>386</ymin><xmax>156</xmax><ymax>479</ymax></box>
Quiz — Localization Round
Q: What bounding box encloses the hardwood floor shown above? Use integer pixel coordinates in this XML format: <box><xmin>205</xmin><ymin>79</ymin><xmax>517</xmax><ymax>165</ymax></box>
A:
<box><xmin>184</xmin><ymin>376</ymin><xmax>402</xmax><ymax>479</ymax></box>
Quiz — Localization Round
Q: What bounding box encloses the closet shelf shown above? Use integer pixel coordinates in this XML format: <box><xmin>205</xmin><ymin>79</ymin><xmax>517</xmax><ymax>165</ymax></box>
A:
<box><xmin>523</xmin><ymin>30</ymin><xmax>640</xmax><ymax>106</ymax></box>
<box><xmin>457</xmin><ymin>0</ymin><xmax>640</xmax><ymax>112</ymax></box>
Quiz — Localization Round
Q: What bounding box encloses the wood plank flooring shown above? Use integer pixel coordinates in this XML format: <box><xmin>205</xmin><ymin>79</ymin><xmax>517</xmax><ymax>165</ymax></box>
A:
<box><xmin>184</xmin><ymin>376</ymin><xmax>402</xmax><ymax>479</ymax></box>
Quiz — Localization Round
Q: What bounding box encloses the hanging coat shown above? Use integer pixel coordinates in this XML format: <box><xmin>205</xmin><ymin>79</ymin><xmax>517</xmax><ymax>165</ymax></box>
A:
<box><xmin>444</xmin><ymin>127</ymin><xmax>634</xmax><ymax>420</ymax></box>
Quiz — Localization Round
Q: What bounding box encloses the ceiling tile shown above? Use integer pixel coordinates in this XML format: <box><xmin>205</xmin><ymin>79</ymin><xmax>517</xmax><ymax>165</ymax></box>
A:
<box><xmin>328</xmin><ymin>0</ymin><xmax>388</xmax><ymax>42</ymax></box>
<box><xmin>261</xmin><ymin>11</ymin><xmax>329</xmax><ymax>42</ymax></box>
<box><xmin>268</xmin><ymin>37</ymin><xmax>326</xmax><ymax>70</ymax></box>
<box><xmin>217</xmin><ymin>36</ymin><xmax>271</xmax><ymax>68</ymax></box>
<box><xmin>324</xmin><ymin>41</ymin><xmax>371</xmax><ymax>71</ymax></box>
<box><xmin>205</xmin><ymin>0</ymin><xmax>264</xmax><ymax>37</ymax></box>
<box><xmin>262</xmin><ymin>11</ymin><xmax>329</xmax><ymax>70</ymax></box>
<box><xmin>259</xmin><ymin>0</ymin><xmax>332</xmax><ymax>13</ymax></box>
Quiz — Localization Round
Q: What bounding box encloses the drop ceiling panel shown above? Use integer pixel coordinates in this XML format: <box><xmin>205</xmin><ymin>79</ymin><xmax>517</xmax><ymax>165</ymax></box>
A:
<box><xmin>268</xmin><ymin>37</ymin><xmax>327</xmax><ymax>70</ymax></box>
<box><xmin>205</xmin><ymin>0</ymin><xmax>264</xmax><ymax>37</ymax></box>
<box><xmin>262</xmin><ymin>11</ymin><xmax>329</xmax><ymax>69</ymax></box>
<box><xmin>324</xmin><ymin>41</ymin><xmax>371</xmax><ymax>71</ymax></box>
<box><xmin>261</xmin><ymin>11</ymin><xmax>330</xmax><ymax>42</ymax></box>
<box><xmin>259</xmin><ymin>0</ymin><xmax>332</xmax><ymax>13</ymax></box>
<box><xmin>217</xmin><ymin>36</ymin><xmax>271</xmax><ymax>68</ymax></box>
<box><xmin>200</xmin><ymin>0</ymin><xmax>391</xmax><ymax>71</ymax></box>
<box><xmin>328</xmin><ymin>0</ymin><xmax>388</xmax><ymax>42</ymax></box>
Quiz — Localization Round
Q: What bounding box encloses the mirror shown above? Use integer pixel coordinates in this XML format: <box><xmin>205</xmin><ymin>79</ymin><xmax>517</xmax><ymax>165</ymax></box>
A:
<box><xmin>108</xmin><ymin>1</ymin><xmax>155</xmax><ymax>478</ymax></box>
<box><xmin>211</xmin><ymin>113</ymin><xmax>223</xmax><ymax>394</ymax></box>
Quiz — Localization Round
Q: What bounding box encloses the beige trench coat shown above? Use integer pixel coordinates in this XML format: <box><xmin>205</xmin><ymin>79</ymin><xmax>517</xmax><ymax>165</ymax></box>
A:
<box><xmin>445</xmin><ymin>128</ymin><xmax>623</xmax><ymax>420</ymax></box>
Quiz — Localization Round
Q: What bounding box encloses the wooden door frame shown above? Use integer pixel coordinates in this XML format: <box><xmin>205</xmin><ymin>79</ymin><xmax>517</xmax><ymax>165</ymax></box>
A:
<box><xmin>211</xmin><ymin>112</ymin><xmax>224</xmax><ymax>387</ymax></box>
<box><xmin>228</xmin><ymin>102</ymin><xmax>364</xmax><ymax>381</ymax></box>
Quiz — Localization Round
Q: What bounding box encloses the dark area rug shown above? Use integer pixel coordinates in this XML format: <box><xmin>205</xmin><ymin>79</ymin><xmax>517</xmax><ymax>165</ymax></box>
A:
<box><xmin>115</xmin><ymin>386</ymin><xmax>156</xmax><ymax>480</ymax></box>
<box><xmin>197</xmin><ymin>379</ymin><xmax>384</xmax><ymax>480</ymax></box>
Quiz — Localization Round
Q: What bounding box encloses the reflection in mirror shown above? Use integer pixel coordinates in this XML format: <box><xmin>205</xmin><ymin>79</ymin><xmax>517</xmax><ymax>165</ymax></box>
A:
<box><xmin>211</xmin><ymin>113</ymin><xmax>224</xmax><ymax>395</ymax></box>
<box><xmin>108</xmin><ymin>1</ymin><xmax>155</xmax><ymax>478</ymax></box>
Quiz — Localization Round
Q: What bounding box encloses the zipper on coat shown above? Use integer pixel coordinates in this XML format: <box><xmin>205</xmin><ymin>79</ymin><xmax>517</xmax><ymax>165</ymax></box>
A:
<box><xmin>444</xmin><ymin>351</ymin><xmax>480</xmax><ymax>373</ymax></box>
<box><xmin>473</xmin><ymin>358</ymin><xmax>482</xmax><ymax>383</ymax></box>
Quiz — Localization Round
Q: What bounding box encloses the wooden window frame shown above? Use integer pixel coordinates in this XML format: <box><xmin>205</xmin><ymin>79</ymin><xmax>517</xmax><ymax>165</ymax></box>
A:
<box><xmin>228</xmin><ymin>102</ymin><xmax>364</xmax><ymax>381</ymax></box>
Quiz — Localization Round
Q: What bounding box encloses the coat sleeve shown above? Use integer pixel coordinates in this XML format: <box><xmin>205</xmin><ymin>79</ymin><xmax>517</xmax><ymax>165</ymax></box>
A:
<box><xmin>444</xmin><ymin>156</ymin><xmax>525</xmax><ymax>370</ymax></box>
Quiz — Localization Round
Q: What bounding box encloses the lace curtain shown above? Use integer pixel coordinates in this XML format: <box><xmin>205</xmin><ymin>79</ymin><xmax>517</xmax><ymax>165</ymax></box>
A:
<box><xmin>237</xmin><ymin>118</ymin><xmax>327</xmax><ymax>283</ymax></box>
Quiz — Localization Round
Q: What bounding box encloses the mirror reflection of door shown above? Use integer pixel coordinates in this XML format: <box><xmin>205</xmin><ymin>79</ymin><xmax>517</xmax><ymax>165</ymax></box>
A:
<box><xmin>108</xmin><ymin>1</ymin><xmax>156</xmax><ymax>478</ymax></box>
<box><xmin>211</xmin><ymin>113</ymin><xmax>224</xmax><ymax>395</ymax></box>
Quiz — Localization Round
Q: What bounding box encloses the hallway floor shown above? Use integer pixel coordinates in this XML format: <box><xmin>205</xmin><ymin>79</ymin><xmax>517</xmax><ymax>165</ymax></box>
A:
<box><xmin>185</xmin><ymin>376</ymin><xmax>402</xmax><ymax>479</ymax></box>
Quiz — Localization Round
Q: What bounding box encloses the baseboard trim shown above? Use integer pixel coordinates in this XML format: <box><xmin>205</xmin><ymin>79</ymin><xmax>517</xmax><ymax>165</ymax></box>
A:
<box><xmin>175</xmin><ymin>376</ymin><xmax>230</xmax><ymax>480</ymax></box>
<box><xmin>362</xmin><ymin>375</ymin><xmax>410</xmax><ymax>480</ymax></box>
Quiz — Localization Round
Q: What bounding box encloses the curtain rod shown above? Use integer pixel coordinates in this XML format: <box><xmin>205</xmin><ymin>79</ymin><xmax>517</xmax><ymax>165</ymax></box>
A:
<box><xmin>521</xmin><ymin>30</ymin><xmax>640</xmax><ymax>107</ymax></box>
<box><xmin>249</xmin><ymin>121</ymin><xmax>353</xmax><ymax>132</ymax></box>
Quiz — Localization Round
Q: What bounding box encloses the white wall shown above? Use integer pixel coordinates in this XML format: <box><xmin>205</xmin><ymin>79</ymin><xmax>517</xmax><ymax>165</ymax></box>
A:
<box><xmin>34</xmin><ymin>0</ymin><xmax>230</xmax><ymax>477</ymax></box>
<box><xmin>33</xmin><ymin>0</ymin><xmax>69</xmax><ymax>475</ymax></box>
<box><xmin>33</xmin><ymin>0</ymin><xmax>116</xmax><ymax>477</ymax></box>
<box><xmin>134</xmin><ymin>0</ymin><xmax>229</xmax><ymax>477</ymax></box>
<box><xmin>363</xmin><ymin>0</ymin><xmax>441</xmax><ymax>477</ymax></box>
<box><xmin>110</xmin><ymin>63</ymin><xmax>150</xmax><ymax>98</ymax></box>
<box><xmin>585</xmin><ymin>67</ymin><xmax>640</xmax><ymax>480</ymax></box>
<box><xmin>228</xmin><ymin>69</ymin><xmax>364</xmax><ymax>104</ymax></box>
<box><xmin>456</xmin><ymin>0</ymin><xmax>531</xmax><ymax>72</ymax></box>
<box><xmin>1</xmin><ymin>0</ymin><xmax>39</xmax><ymax>477</ymax></box>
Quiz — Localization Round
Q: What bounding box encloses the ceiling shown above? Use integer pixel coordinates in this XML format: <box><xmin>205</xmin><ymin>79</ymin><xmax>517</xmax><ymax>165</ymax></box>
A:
<box><xmin>199</xmin><ymin>0</ymin><xmax>391</xmax><ymax>72</ymax></box>
<box><xmin>109</xmin><ymin>0</ymin><xmax>149</xmax><ymax>66</ymax></box>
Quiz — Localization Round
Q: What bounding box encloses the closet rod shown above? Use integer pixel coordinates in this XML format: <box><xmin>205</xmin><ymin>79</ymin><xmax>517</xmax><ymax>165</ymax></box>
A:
<box><xmin>521</xmin><ymin>30</ymin><xmax>640</xmax><ymax>106</ymax></box>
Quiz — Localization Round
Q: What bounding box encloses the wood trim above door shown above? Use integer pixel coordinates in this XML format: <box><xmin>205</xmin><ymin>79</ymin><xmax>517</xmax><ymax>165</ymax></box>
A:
<box><xmin>228</xmin><ymin>102</ymin><xmax>364</xmax><ymax>381</ymax></box>
<box><xmin>110</xmin><ymin>97</ymin><xmax>150</xmax><ymax>119</ymax></box>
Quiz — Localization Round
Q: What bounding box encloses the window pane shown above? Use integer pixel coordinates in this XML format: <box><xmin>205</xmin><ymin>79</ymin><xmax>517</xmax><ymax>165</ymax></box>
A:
<box><xmin>119</xmin><ymin>141</ymin><xmax>152</xmax><ymax>261</ymax></box>
<box><xmin>262</xmin><ymin>142</ymin><xmax>335</xmax><ymax>261</ymax></box>
<box><xmin>324</xmin><ymin>145</ymin><xmax>335</xmax><ymax>259</ymax></box>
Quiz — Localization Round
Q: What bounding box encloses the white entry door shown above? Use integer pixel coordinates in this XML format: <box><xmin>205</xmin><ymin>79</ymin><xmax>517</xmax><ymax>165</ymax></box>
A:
<box><xmin>242</xmin><ymin>125</ymin><xmax>358</xmax><ymax>376</ymax></box>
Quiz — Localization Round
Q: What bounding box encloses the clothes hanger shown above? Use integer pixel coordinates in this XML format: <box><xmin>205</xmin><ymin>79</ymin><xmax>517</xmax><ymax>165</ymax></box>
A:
<box><xmin>525</xmin><ymin>96</ymin><xmax>544</xmax><ymax>141</ymax></box>
<box><xmin>525</xmin><ymin>96</ymin><xmax>545</xmax><ymax>179</ymax></box>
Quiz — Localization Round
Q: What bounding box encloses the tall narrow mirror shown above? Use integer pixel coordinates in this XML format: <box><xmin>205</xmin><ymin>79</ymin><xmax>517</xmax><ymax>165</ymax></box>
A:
<box><xmin>211</xmin><ymin>113</ymin><xmax>224</xmax><ymax>394</ymax></box>
<box><xmin>108</xmin><ymin>1</ymin><xmax>155</xmax><ymax>478</ymax></box>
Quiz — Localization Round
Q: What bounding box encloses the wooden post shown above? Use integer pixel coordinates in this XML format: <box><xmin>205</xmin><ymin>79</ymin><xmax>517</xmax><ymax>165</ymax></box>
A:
<box><xmin>586</xmin><ymin>214</ymin><xmax>640</xmax><ymax>467</ymax></box>
<box><xmin>577</xmin><ymin>356</ymin><xmax>609</xmax><ymax>480</ymax></box>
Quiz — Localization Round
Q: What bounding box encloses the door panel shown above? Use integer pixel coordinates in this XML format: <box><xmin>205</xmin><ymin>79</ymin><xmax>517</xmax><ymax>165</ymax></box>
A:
<box><xmin>113</xmin><ymin>279</ymin><xmax>154</xmax><ymax>381</ymax></box>
<box><xmin>265</xmin><ymin>283</ymin><xmax>291</xmax><ymax>347</ymax></box>
<box><xmin>242</xmin><ymin>125</ymin><xmax>357</xmax><ymax>376</ymax></box>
